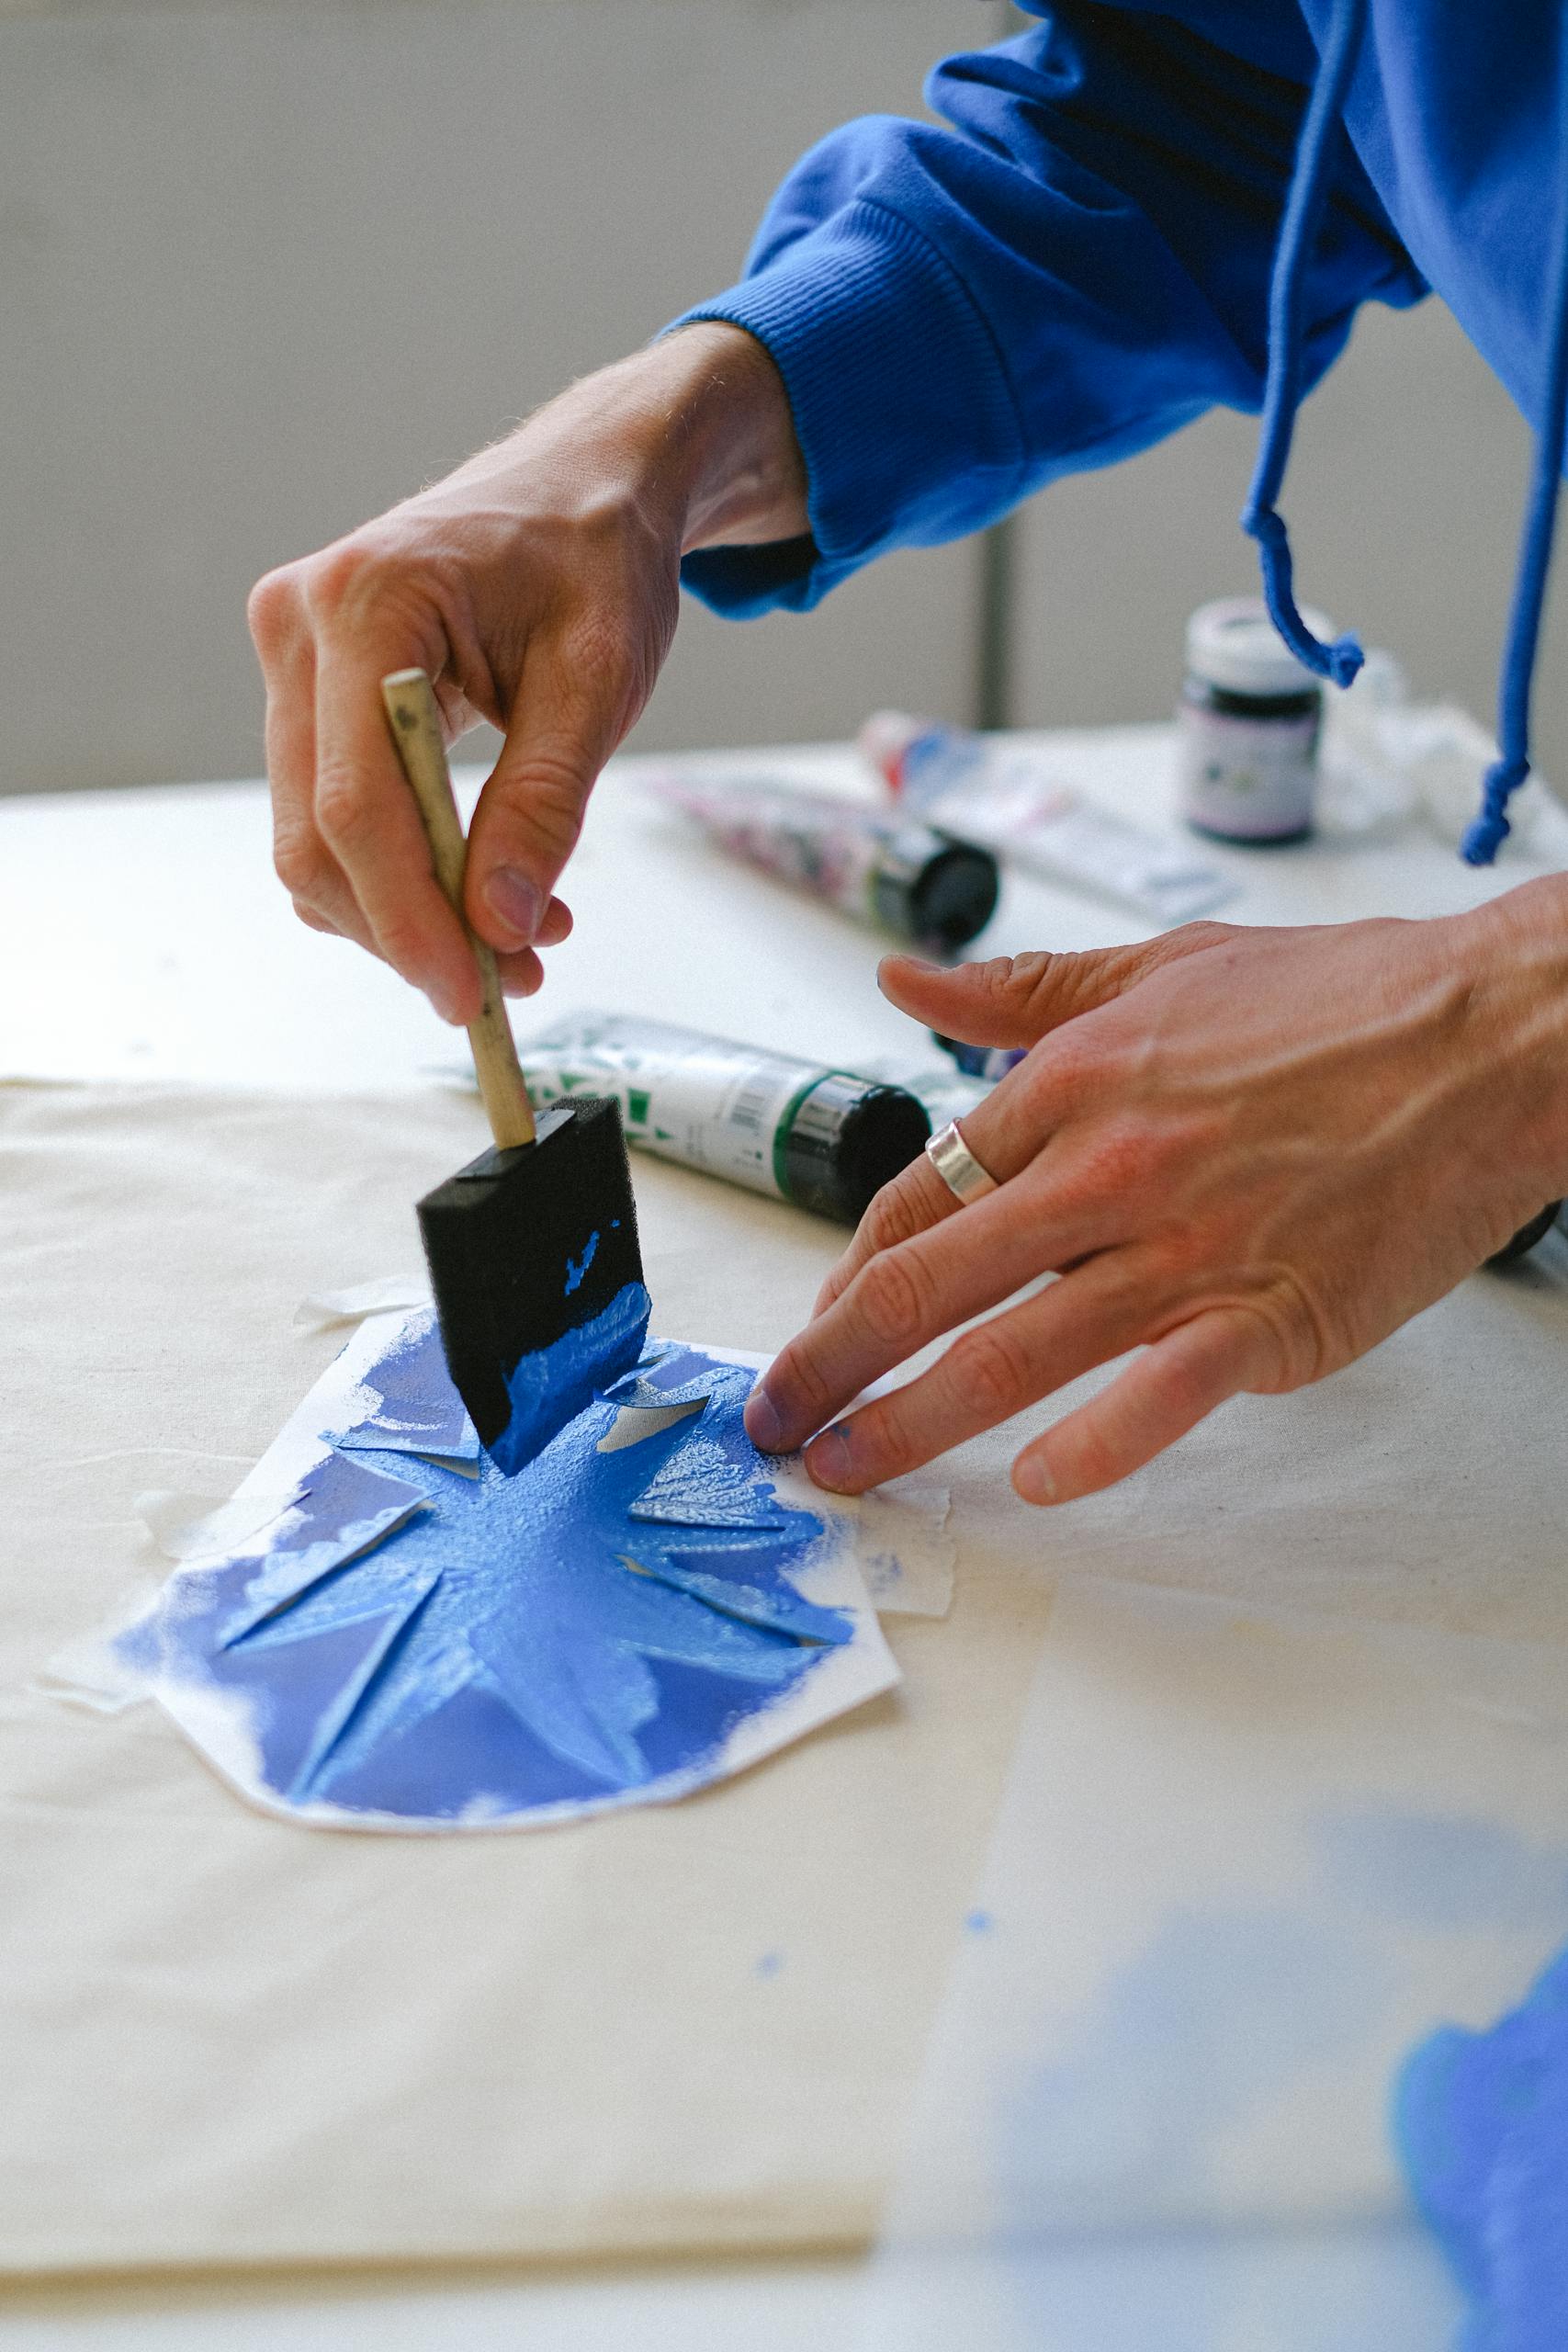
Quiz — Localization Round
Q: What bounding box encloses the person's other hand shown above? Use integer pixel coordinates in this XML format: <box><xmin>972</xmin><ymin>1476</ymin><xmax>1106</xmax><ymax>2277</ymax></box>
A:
<box><xmin>744</xmin><ymin>883</ymin><xmax>1568</xmax><ymax>1503</ymax></box>
<box><xmin>248</xmin><ymin>323</ymin><xmax>807</xmax><ymax>1023</ymax></box>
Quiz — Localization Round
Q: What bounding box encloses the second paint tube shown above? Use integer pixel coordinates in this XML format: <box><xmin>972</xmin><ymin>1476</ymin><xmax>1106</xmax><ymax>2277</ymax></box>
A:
<box><xmin>643</xmin><ymin>771</ymin><xmax>1000</xmax><ymax>951</ymax></box>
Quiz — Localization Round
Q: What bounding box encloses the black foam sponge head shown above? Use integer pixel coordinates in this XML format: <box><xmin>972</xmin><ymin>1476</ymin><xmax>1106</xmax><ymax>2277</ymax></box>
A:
<box><xmin>416</xmin><ymin>1098</ymin><xmax>644</xmax><ymax>1452</ymax></box>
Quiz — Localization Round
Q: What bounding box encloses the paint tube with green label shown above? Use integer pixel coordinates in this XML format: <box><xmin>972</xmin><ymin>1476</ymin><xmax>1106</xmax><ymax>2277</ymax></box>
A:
<box><xmin>513</xmin><ymin>1012</ymin><xmax>931</xmax><ymax>1227</ymax></box>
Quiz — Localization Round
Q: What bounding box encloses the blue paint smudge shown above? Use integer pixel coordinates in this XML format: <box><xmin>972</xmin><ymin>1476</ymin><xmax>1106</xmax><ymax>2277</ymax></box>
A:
<box><xmin>564</xmin><ymin>1232</ymin><xmax>598</xmax><ymax>1296</ymax></box>
<box><xmin>491</xmin><ymin>1279</ymin><xmax>650</xmax><ymax>1476</ymax></box>
<box><xmin>964</xmin><ymin>1908</ymin><xmax>995</xmax><ymax>1936</ymax></box>
<box><xmin>756</xmin><ymin>1951</ymin><xmax>784</xmax><ymax>1980</ymax></box>
<box><xmin>1313</xmin><ymin>1806</ymin><xmax>1568</xmax><ymax>1939</ymax></box>
<box><xmin>1000</xmin><ymin>1906</ymin><xmax>1393</xmax><ymax>2230</ymax></box>
<box><xmin>1396</xmin><ymin>1941</ymin><xmax>1568</xmax><ymax>2347</ymax></box>
<box><xmin>118</xmin><ymin>1339</ymin><xmax>845</xmax><ymax>1824</ymax></box>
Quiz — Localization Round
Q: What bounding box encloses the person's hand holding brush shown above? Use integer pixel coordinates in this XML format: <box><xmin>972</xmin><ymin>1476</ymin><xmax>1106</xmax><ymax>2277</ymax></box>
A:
<box><xmin>248</xmin><ymin>323</ymin><xmax>807</xmax><ymax>1025</ymax></box>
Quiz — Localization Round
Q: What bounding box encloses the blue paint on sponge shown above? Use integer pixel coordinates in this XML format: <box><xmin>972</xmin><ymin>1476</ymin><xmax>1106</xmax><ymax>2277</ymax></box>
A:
<box><xmin>490</xmin><ymin>1279</ymin><xmax>650</xmax><ymax>1477</ymax></box>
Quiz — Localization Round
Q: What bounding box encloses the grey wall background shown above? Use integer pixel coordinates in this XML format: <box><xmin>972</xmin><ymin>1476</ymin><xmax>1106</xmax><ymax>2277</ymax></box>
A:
<box><xmin>1</xmin><ymin>0</ymin><xmax>1561</xmax><ymax>794</ymax></box>
<box><xmin>0</xmin><ymin>0</ymin><xmax>990</xmax><ymax>795</ymax></box>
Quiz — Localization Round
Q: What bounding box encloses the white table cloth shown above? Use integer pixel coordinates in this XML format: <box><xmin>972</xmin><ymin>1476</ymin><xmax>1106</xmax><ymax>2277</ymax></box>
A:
<box><xmin>3</xmin><ymin>726</ymin><xmax>1565</xmax><ymax>2344</ymax></box>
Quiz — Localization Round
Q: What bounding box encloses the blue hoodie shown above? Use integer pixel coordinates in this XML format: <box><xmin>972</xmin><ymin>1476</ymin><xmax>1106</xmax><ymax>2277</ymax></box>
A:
<box><xmin>674</xmin><ymin>1</ymin><xmax>1568</xmax><ymax>863</ymax></box>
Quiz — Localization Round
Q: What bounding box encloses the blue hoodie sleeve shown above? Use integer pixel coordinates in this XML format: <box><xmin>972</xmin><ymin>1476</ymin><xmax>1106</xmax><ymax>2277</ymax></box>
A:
<box><xmin>673</xmin><ymin>4</ymin><xmax>1424</xmax><ymax>616</ymax></box>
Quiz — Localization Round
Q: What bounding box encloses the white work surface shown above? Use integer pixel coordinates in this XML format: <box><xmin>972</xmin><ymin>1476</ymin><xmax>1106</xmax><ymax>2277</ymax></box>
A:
<box><xmin>8</xmin><ymin>725</ymin><xmax>1568</xmax><ymax>1094</ymax></box>
<box><xmin>3</xmin><ymin>727</ymin><xmax>1566</xmax><ymax>2351</ymax></box>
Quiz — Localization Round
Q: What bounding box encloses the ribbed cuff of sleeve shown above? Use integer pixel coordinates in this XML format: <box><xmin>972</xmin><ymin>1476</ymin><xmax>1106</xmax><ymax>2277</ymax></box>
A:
<box><xmin>668</xmin><ymin>198</ymin><xmax>1027</xmax><ymax>617</ymax></box>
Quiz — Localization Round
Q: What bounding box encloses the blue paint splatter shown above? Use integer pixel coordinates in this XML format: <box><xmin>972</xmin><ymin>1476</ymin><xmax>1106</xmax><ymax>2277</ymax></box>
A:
<box><xmin>119</xmin><ymin>1338</ymin><xmax>848</xmax><ymax>1824</ymax></box>
<box><xmin>491</xmin><ymin>1279</ymin><xmax>650</xmax><ymax>1476</ymax></box>
<box><xmin>756</xmin><ymin>1950</ymin><xmax>784</xmax><ymax>1980</ymax></box>
<box><xmin>964</xmin><ymin>1908</ymin><xmax>995</xmax><ymax>1936</ymax></box>
<box><xmin>1396</xmin><ymin>1940</ymin><xmax>1568</xmax><ymax>2346</ymax></box>
<box><xmin>564</xmin><ymin>1232</ymin><xmax>599</xmax><ymax>1296</ymax></box>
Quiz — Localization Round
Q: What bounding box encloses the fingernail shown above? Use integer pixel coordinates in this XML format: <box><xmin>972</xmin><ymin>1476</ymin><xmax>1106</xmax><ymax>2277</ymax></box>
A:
<box><xmin>806</xmin><ymin>1423</ymin><xmax>853</xmax><ymax>1490</ymax></box>
<box><xmin>484</xmin><ymin>865</ymin><xmax>542</xmax><ymax>944</ymax></box>
<box><xmin>744</xmin><ymin>1386</ymin><xmax>784</xmax><ymax>1452</ymax></box>
<box><xmin>1015</xmin><ymin>1454</ymin><xmax>1056</xmax><ymax>1506</ymax></box>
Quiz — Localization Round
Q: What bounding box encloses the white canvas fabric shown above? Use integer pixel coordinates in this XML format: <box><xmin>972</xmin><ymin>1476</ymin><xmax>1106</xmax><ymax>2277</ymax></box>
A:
<box><xmin>3</xmin><ymin>1078</ymin><xmax>1566</xmax><ymax>2276</ymax></box>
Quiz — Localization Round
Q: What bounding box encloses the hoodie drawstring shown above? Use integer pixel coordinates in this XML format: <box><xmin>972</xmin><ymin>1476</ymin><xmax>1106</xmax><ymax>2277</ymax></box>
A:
<box><xmin>1248</xmin><ymin>0</ymin><xmax>1568</xmax><ymax>865</ymax></box>
<box><xmin>1461</xmin><ymin>56</ymin><xmax>1568</xmax><ymax>865</ymax></box>
<box><xmin>1240</xmin><ymin>0</ymin><xmax>1367</xmax><ymax>691</ymax></box>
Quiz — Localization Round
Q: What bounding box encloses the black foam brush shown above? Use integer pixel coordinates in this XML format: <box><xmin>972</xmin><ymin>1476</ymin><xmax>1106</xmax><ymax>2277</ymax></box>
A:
<box><xmin>382</xmin><ymin>670</ymin><xmax>649</xmax><ymax>1472</ymax></box>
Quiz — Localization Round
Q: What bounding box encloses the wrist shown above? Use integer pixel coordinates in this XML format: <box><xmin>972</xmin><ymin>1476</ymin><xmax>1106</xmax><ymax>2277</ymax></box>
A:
<box><xmin>410</xmin><ymin>325</ymin><xmax>807</xmax><ymax>570</ymax></box>
<box><xmin>640</xmin><ymin>322</ymin><xmax>808</xmax><ymax>552</ymax></box>
<box><xmin>558</xmin><ymin>323</ymin><xmax>807</xmax><ymax>554</ymax></box>
<box><xmin>1457</xmin><ymin>875</ymin><xmax>1568</xmax><ymax>1199</ymax></box>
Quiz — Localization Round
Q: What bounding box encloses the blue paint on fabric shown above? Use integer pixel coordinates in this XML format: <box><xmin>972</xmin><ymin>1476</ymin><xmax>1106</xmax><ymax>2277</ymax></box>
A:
<box><xmin>1396</xmin><ymin>1942</ymin><xmax>1568</xmax><ymax>2348</ymax></box>
<box><xmin>964</xmin><ymin>1908</ymin><xmax>996</xmax><ymax>1937</ymax></box>
<box><xmin>333</xmin><ymin>1307</ymin><xmax>479</xmax><ymax>1464</ymax></box>
<box><xmin>112</xmin><ymin>1451</ymin><xmax>430</xmax><ymax>1676</ymax></box>
<box><xmin>1314</xmin><ymin>1808</ymin><xmax>1568</xmax><ymax>1939</ymax></box>
<box><xmin>628</xmin><ymin>1435</ymin><xmax>789</xmax><ymax>1532</ymax></box>
<box><xmin>756</xmin><ymin>1950</ymin><xmax>784</xmax><ymax>1980</ymax></box>
<box><xmin>118</xmin><ymin>1338</ymin><xmax>845</xmax><ymax>1824</ymax></box>
<box><xmin>1001</xmin><ymin>1905</ymin><xmax>1393</xmax><ymax>2230</ymax></box>
<box><xmin>635</xmin><ymin>1539</ymin><xmax>851</xmax><ymax>1645</ymax></box>
<box><xmin>490</xmin><ymin>1279</ymin><xmax>650</xmax><ymax>1477</ymax></box>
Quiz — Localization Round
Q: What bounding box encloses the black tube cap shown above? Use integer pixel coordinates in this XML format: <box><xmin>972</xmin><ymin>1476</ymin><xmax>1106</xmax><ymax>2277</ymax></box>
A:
<box><xmin>872</xmin><ymin>824</ymin><xmax>999</xmax><ymax>951</ymax></box>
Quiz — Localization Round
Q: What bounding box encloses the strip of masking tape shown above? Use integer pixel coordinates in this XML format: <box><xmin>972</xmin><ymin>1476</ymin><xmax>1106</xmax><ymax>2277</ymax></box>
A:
<box><xmin>294</xmin><ymin>1276</ymin><xmax>431</xmax><ymax>1332</ymax></box>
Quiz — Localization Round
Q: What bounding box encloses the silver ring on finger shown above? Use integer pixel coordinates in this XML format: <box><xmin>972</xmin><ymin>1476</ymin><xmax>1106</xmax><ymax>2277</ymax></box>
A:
<box><xmin>925</xmin><ymin>1117</ymin><xmax>999</xmax><ymax>1206</ymax></box>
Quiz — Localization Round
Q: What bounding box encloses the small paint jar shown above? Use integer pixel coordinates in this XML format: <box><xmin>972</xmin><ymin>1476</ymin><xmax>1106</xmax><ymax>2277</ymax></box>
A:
<box><xmin>1177</xmin><ymin>597</ymin><xmax>1328</xmax><ymax>842</ymax></box>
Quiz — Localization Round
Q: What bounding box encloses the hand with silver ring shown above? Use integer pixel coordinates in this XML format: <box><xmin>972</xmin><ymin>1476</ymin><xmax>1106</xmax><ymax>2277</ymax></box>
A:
<box><xmin>741</xmin><ymin>896</ymin><xmax>1568</xmax><ymax>1507</ymax></box>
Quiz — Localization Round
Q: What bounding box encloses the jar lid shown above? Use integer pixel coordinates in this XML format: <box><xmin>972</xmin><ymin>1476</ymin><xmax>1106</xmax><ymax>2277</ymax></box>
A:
<box><xmin>1186</xmin><ymin>596</ymin><xmax>1333</xmax><ymax>695</ymax></box>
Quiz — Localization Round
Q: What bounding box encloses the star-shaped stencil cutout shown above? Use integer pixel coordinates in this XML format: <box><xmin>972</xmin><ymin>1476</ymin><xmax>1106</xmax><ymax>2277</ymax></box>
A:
<box><xmin>122</xmin><ymin>1341</ymin><xmax>850</xmax><ymax>1823</ymax></box>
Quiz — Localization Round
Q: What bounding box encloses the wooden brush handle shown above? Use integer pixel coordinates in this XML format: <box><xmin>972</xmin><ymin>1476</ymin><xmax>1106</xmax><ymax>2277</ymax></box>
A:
<box><xmin>380</xmin><ymin>668</ymin><xmax>536</xmax><ymax>1150</ymax></box>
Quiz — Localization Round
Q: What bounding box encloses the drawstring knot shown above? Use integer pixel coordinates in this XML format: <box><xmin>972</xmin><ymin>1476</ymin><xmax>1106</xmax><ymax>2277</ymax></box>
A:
<box><xmin>1240</xmin><ymin>503</ymin><xmax>1365</xmax><ymax>687</ymax></box>
<box><xmin>1461</xmin><ymin>755</ymin><xmax>1529</xmax><ymax>868</ymax></box>
<box><xmin>1240</xmin><ymin>0</ymin><xmax>1367</xmax><ymax>693</ymax></box>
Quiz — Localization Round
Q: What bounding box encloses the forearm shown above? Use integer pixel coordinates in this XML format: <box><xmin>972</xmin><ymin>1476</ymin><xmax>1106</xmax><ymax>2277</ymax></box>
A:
<box><xmin>671</xmin><ymin>13</ymin><xmax>1423</xmax><ymax>621</ymax></box>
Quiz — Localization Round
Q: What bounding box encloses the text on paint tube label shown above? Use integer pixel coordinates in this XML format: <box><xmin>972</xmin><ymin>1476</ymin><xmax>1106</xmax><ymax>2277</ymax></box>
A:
<box><xmin>518</xmin><ymin>1013</ymin><xmax>822</xmax><ymax>1201</ymax></box>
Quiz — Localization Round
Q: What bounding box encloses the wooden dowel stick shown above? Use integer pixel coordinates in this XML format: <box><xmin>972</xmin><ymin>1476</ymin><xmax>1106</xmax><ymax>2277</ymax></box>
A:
<box><xmin>381</xmin><ymin>668</ymin><xmax>536</xmax><ymax>1151</ymax></box>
